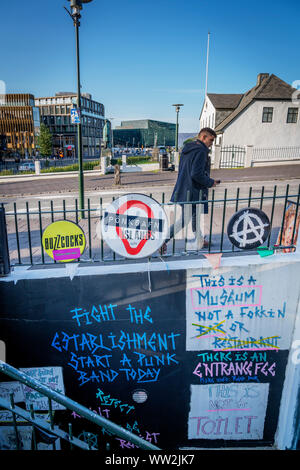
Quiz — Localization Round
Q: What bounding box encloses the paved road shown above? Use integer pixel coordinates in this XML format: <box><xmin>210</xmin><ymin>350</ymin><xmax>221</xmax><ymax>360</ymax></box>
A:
<box><xmin>1</xmin><ymin>164</ymin><xmax>300</xmax><ymax>198</ymax></box>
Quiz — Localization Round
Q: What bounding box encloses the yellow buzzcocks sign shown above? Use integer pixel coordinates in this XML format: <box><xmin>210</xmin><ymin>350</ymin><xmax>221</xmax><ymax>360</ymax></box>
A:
<box><xmin>42</xmin><ymin>220</ymin><xmax>86</xmax><ymax>262</ymax></box>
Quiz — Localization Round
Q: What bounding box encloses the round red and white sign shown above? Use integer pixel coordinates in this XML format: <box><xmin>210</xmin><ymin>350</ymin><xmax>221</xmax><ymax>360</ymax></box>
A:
<box><xmin>101</xmin><ymin>193</ymin><xmax>169</xmax><ymax>258</ymax></box>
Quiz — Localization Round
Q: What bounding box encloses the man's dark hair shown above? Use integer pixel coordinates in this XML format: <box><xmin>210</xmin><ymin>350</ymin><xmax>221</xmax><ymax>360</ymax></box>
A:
<box><xmin>198</xmin><ymin>127</ymin><xmax>217</xmax><ymax>138</ymax></box>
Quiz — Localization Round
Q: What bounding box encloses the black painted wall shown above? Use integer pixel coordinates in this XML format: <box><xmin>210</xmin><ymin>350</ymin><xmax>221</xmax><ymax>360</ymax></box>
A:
<box><xmin>0</xmin><ymin>268</ymin><xmax>289</xmax><ymax>449</ymax></box>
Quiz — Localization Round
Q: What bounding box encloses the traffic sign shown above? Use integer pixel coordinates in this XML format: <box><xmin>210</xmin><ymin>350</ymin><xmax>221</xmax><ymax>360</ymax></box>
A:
<box><xmin>101</xmin><ymin>193</ymin><xmax>169</xmax><ymax>259</ymax></box>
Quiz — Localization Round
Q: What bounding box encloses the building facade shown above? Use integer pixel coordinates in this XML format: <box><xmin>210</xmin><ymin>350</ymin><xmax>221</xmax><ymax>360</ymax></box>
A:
<box><xmin>35</xmin><ymin>92</ymin><xmax>105</xmax><ymax>158</ymax></box>
<box><xmin>199</xmin><ymin>74</ymin><xmax>300</xmax><ymax>147</ymax></box>
<box><xmin>113</xmin><ymin>119</ymin><xmax>176</xmax><ymax>148</ymax></box>
<box><xmin>0</xmin><ymin>93</ymin><xmax>40</xmax><ymax>157</ymax></box>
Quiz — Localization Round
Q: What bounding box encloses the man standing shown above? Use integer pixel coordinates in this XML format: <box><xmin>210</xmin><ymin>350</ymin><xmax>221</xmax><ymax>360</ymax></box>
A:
<box><xmin>163</xmin><ymin>127</ymin><xmax>220</xmax><ymax>252</ymax></box>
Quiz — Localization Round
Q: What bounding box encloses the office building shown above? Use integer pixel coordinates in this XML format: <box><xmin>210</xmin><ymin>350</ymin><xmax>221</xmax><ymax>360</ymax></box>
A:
<box><xmin>35</xmin><ymin>92</ymin><xmax>105</xmax><ymax>158</ymax></box>
<box><xmin>0</xmin><ymin>93</ymin><xmax>40</xmax><ymax>156</ymax></box>
<box><xmin>113</xmin><ymin>119</ymin><xmax>176</xmax><ymax>148</ymax></box>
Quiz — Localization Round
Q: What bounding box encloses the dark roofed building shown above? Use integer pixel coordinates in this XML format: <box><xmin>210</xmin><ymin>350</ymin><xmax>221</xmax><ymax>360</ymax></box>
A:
<box><xmin>207</xmin><ymin>93</ymin><xmax>243</xmax><ymax>110</ymax></box>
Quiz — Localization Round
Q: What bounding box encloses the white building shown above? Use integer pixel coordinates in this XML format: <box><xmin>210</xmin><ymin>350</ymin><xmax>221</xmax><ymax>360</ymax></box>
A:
<box><xmin>200</xmin><ymin>73</ymin><xmax>300</xmax><ymax>147</ymax></box>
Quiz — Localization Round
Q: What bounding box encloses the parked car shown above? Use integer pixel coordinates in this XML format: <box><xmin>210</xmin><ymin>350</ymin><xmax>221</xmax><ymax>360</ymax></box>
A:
<box><xmin>19</xmin><ymin>162</ymin><xmax>35</xmax><ymax>171</ymax></box>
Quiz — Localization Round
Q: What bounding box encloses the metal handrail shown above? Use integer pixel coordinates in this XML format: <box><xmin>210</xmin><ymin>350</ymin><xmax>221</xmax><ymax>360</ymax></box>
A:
<box><xmin>0</xmin><ymin>396</ymin><xmax>95</xmax><ymax>450</ymax></box>
<box><xmin>0</xmin><ymin>360</ymin><xmax>160</xmax><ymax>450</ymax></box>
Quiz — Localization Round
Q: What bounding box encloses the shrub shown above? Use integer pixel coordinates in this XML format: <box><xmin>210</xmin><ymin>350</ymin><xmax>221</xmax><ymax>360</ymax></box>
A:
<box><xmin>0</xmin><ymin>169</ymin><xmax>14</xmax><ymax>176</ymax></box>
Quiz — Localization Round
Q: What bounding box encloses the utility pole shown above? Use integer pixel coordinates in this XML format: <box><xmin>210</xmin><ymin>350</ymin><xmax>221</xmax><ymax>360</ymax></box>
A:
<box><xmin>172</xmin><ymin>104</ymin><xmax>184</xmax><ymax>152</ymax></box>
<box><xmin>65</xmin><ymin>0</ymin><xmax>93</xmax><ymax>218</ymax></box>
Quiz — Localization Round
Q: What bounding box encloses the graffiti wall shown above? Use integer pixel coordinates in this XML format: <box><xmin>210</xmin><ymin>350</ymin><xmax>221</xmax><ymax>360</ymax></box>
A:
<box><xmin>0</xmin><ymin>257</ymin><xmax>299</xmax><ymax>449</ymax></box>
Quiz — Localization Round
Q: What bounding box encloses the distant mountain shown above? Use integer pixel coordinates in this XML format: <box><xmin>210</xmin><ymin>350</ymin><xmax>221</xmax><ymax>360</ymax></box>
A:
<box><xmin>178</xmin><ymin>133</ymin><xmax>197</xmax><ymax>148</ymax></box>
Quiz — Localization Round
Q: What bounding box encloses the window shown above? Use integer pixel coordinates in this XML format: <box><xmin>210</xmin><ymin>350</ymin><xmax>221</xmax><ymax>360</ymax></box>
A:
<box><xmin>287</xmin><ymin>108</ymin><xmax>298</xmax><ymax>123</ymax></box>
<box><xmin>262</xmin><ymin>107</ymin><xmax>273</xmax><ymax>122</ymax></box>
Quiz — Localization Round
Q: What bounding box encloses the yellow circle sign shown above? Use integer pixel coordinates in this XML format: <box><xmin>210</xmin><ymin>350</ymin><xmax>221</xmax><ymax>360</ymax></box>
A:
<box><xmin>42</xmin><ymin>220</ymin><xmax>86</xmax><ymax>262</ymax></box>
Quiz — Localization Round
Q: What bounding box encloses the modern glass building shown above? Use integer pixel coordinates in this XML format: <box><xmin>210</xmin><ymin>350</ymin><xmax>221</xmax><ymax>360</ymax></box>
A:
<box><xmin>113</xmin><ymin>119</ymin><xmax>176</xmax><ymax>148</ymax></box>
<box><xmin>0</xmin><ymin>94</ymin><xmax>40</xmax><ymax>157</ymax></box>
<box><xmin>35</xmin><ymin>92</ymin><xmax>105</xmax><ymax>158</ymax></box>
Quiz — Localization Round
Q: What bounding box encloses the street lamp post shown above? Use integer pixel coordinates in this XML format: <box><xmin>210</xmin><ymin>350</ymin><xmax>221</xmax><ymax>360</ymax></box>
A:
<box><xmin>108</xmin><ymin>117</ymin><xmax>114</xmax><ymax>158</ymax></box>
<box><xmin>65</xmin><ymin>0</ymin><xmax>93</xmax><ymax>217</ymax></box>
<box><xmin>57</xmin><ymin>134</ymin><xmax>63</xmax><ymax>156</ymax></box>
<box><xmin>172</xmin><ymin>104</ymin><xmax>184</xmax><ymax>152</ymax></box>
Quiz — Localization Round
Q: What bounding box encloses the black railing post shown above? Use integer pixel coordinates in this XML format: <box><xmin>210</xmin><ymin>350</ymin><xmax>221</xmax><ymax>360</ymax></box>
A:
<box><xmin>0</xmin><ymin>205</ymin><xmax>10</xmax><ymax>276</ymax></box>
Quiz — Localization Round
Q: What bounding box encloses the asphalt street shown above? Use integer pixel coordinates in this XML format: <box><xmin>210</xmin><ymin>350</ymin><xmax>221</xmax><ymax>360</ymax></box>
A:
<box><xmin>1</xmin><ymin>164</ymin><xmax>300</xmax><ymax>198</ymax></box>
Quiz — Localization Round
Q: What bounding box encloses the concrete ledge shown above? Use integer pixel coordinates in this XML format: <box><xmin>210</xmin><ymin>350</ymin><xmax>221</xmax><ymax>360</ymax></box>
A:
<box><xmin>2</xmin><ymin>250</ymin><xmax>300</xmax><ymax>282</ymax></box>
<box><xmin>252</xmin><ymin>160</ymin><xmax>300</xmax><ymax>167</ymax></box>
<box><xmin>105</xmin><ymin>163</ymin><xmax>159</xmax><ymax>173</ymax></box>
<box><xmin>0</xmin><ymin>164</ymin><xmax>160</xmax><ymax>182</ymax></box>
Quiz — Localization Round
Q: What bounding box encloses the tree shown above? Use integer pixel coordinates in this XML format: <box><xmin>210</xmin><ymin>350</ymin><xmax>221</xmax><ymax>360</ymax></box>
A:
<box><xmin>36</xmin><ymin>123</ymin><xmax>53</xmax><ymax>157</ymax></box>
<box><xmin>183</xmin><ymin>137</ymin><xmax>196</xmax><ymax>146</ymax></box>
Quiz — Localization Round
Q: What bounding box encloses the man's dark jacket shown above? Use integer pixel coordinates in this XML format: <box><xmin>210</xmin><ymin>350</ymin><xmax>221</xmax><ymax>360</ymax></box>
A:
<box><xmin>170</xmin><ymin>140</ymin><xmax>214</xmax><ymax>211</ymax></box>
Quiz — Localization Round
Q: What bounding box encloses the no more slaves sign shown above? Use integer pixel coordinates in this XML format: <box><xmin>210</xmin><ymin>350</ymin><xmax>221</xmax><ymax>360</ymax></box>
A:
<box><xmin>101</xmin><ymin>194</ymin><xmax>169</xmax><ymax>258</ymax></box>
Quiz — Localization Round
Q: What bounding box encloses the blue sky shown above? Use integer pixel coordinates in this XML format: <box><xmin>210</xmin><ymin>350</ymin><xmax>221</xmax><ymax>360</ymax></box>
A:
<box><xmin>1</xmin><ymin>0</ymin><xmax>299</xmax><ymax>132</ymax></box>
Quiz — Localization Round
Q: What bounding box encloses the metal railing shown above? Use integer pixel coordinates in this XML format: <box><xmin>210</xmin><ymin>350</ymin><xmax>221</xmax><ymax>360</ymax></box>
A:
<box><xmin>220</xmin><ymin>145</ymin><xmax>246</xmax><ymax>168</ymax></box>
<box><xmin>252</xmin><ymin>146</ymin><xmax>300</xmax><ymax>162</ymax></box>
<box><xmin>1</xmin><ymin>184</ymin><xmax>300</xmax><ymax>267</ymax></box>
<box><xmin>0</xmin><ymin>361</ymin><xmax>160</xmax><ymax>451</ymax></box>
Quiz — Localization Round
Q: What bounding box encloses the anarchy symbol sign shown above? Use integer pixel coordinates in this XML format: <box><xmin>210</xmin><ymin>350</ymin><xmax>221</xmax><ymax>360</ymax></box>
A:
<box><xmin>227</xmin><ymin>207</ymin><xmax>271</xmax><ymax>250</ymax></box>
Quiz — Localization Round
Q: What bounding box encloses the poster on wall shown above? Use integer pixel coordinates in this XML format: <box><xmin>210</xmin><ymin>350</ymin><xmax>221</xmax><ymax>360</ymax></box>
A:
<box><xmin>186</xmin><ymin>263</ymin><xmax>300</xmax><ymax>352</ymax></box>
<box><xmin>20</xmin><ymin>366</ymin><xmax>66</xmax><ymax>411</ymax></box>
<box><xmin>188</xmin><ymin>383</ymin><xmax>269</xmax><ymax>440</ymax></box>
<box><xmin>0</xmin><ymin>381</ymin><xmax>25</xmax><ymax>403</ymax></box>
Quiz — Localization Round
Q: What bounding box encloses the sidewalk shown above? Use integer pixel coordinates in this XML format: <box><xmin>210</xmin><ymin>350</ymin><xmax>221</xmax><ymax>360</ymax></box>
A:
<box><xmin>211</xmin><ymin>164</ymin><xmax>300</xmax><ymax>182</ymax></box>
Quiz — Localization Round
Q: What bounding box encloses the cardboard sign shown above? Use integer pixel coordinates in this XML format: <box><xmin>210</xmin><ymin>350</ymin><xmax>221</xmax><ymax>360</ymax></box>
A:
<box><xmin>188</xmin><ymin>383</ymin><xmax>269</xmax><ymax>440</ymax></box>
<box><xmin>0</xmin><ymin>381</ymin><xmax>25</xmax><ymax>403</ymax></box>
<box><xmin>186</xmin><ymin>263</ymin><xmax>300</xmax><ymax>351</ymax></box>
<box><xmin>20</xmin><ymin>366</ymin><xmax>66</xmax><ymax>411</ymax></box>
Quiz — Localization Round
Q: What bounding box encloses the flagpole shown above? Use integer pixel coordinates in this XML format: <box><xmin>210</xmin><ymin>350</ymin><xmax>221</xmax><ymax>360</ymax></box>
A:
<box><xmin>205</xmin><ymin>31</ymin><xmax>210</xmax><ymax>97</ymax></box>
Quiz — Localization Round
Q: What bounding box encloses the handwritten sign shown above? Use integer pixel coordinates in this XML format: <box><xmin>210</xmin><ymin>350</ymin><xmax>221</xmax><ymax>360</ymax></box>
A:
<box><xmin>0</xmin><ymin>381</ymin><xmax>24</xmax><ymax>403</ymax></box>
<box><xmin>188</xmin><ymin>383</ymin><xmax>269</xmax><ymax>440</ymax></box>
<box><xmin>20</xmin><ymin>366</ymin><xmax>65</xmax><ymax>410</ymax></box>
<box><xmin>0</xmin><ymin>410</ymin><xmax>27</xmax><ymax>423</ymax></box>
<box><xmin>51</xmin><ymin>303</ymin><xmax>181</xmax><ymax>387</ymax></box>
<box><xmin>186</xmin><ymin>264</ymin><xmax>300</xmax><ymax>351</ymax></box>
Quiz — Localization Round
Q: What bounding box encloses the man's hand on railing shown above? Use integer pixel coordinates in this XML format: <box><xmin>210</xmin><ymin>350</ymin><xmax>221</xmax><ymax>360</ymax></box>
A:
<box><xmin>212</xmin><ymin>179</ymin><xmax>221</xmax><ymax>187</ymax></box>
